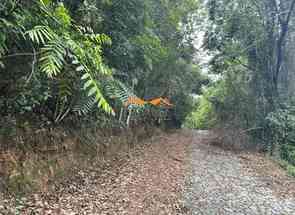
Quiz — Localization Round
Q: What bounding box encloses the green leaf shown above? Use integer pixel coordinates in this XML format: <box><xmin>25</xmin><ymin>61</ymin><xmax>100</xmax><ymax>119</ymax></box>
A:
<box><xmin>72</xmin><ymin>60</ymin><xmax>79</xmax><ymax>65</ymax></box>
<box><xmin>76</xmin><ymin>65</ymin><xmax>85</xmax><ymax>72</ymax></box>
<box><xmin>83</xmin><ymin>80</ymin><xmax>93</xmax><ymax>89</ymax></box>
<box><xmin>87</xmin><ymin>87</ymin><xmax>97</xmax><ymax>97</ymax></box>
<box><xmin>81</xmin><ymin>73</ymin><xmax>90</xmax><ymax>80</ymax></box>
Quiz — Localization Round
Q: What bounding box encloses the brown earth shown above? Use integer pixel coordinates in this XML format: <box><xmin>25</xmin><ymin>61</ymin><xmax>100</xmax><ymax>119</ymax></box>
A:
<box><xmin>1</xmin><ymin>129</ymin><xmax>295</xmax><ymax>214</ymax></box>
<box><xmin>0</xmin><ymin>131</ymin><xmax>191</xmax><ymax>214</ymax></box>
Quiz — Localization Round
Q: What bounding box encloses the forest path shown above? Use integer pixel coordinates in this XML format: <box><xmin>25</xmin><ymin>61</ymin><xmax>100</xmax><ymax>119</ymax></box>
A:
<box><xmin>185</xmin><ymin>130</ymin><xmax>295</xmax><ymax>215</ymax></box>
<box><xmin>2</xmin><ymin>130</ymin><xmax>295</xmax><ymax>214</ymax></box>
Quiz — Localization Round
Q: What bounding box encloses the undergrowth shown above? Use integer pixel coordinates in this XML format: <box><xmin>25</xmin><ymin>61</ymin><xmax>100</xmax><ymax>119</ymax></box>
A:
<box><xmin>277</xmin><ymin>159</ymin><xmax>295</xmax><ymax>177</ymax></box>
<box><xmin>0</xmin><ymin>122</ymin><xmax>162</xmax><ymax>196</ymax></box>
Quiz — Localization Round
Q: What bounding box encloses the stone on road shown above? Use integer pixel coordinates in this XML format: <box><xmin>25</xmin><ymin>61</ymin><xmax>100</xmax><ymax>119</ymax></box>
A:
<box><xmin>184</xmin><ymin>130</ymin><xmax>295</xmax><ymax>215</ymax></box>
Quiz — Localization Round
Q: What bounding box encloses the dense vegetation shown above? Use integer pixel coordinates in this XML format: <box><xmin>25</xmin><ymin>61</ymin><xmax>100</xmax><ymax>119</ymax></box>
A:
<box><xmin>185</xmin><ymin>0</ymin><xmax>295</xmax><ymax>172</ymax></box>
<box><xmin>0</xmin><ymin>0</ymin><xmax>204</xmax><ymax>134</ymax></box>
<box><xmin>2</xmin><ymin>0</ymin><xmax>295</xmax><ymax>185</ymax></box>
<box><xmin>0</xmin><ymin>0</ymin><xmax>209</xmax><ymax>194</ymax></box>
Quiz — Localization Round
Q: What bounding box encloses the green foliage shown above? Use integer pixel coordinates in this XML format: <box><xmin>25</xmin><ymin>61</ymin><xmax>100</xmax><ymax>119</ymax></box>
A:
<box><xmin>16</xmin><ymin>82</ymin><xmax>51</xmax><ymax>114</ymax></box>
<box><xmin>81</xmin><ymin>72</ymin><xmax>114</xmax><ymax>115</ymax></box>
<box><xmin>185</xmin><ymin>95</ymin><xmax>216</xmax><ymax>129</ymax></box>
<box><xmin>267</xmin><ymin>107</ymin><xmax>295</xmax><ymax>144</ymax></box>
<box><xmin>287</xmin><ymin>164</ymin><xmax>295</xmax><ymax>177</ymax></box>
<box><xmin>40</xmin><ymin>39</ymin><xmax>66</xmax><ymax>77</ymax></box>
<box><xmin>278</xmin><ymin>159</ymin><xmax>295</xmax><ymax>178</ymax></box>
<box><xmin>0</xmin><ymin>0</ymin><xmax>115</xmax><ymax>118</ymax></box>
<box><xmin>281</xmin><ymin>145</ymin><xmax>295</xmax><ymax>166</ymax></box>
<box><xmin>199</xmin><ymin>0</ymin><xmax>295</xmax><ymax>167</ymax></box>
<box><xmin>54</xmin><ymin>3</ymin><xmax>71</xmax><ymax>28</ymax></box>
<box><xmin>72</xmin><ymin>96</ymin><xmax>97</xmax><ymax>116</ymax></box>
<box><xmin>105</xmin><ymin>79</ymin><xmax>136</xmax><ymax>105</ymax></box>
<box><xmin>0</xmin><ymin>0</ymin><xmax>202</xmax><ymax>128</ymax></box>
<box><xmin>25</xmin><ymin>25</ymin><xmax>56</xmax><ymax>45</ymax></box>
<box><xmin>267</xmin><ymin>105</ymin><xmax>295</xmax><ymax>164</ymax></box>
<box><xmin>132</xmin><ymin>33</ymin><xmax>168</xmax><ymax>66</ymax></box>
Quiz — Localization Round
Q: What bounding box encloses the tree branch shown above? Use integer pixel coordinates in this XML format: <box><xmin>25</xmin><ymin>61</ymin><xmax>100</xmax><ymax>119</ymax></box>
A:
<box><xmin>0</xmin><ymin>52</ymin><xmax>41</xmax><ymax>60</ymax></box>
<box><xmin>25</xmin><ymin>48</ymin><xmax>37</xmax><ymax>85</ymax></box>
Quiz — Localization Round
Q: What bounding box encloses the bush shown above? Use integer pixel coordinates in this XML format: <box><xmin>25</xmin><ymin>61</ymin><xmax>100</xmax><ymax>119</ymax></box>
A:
<box><xmin>184</xmin><ymin>95</ymin><xmax>216</xmax><ymax>129</ymax></box>
<box><xmin>277</xmin><ymin>159</ymin><xmax>295</xmax><ymax>177</ymax></box>
<box><xmin>280</xmin><ymin>144</ymin><xmax>295</xmax><ymax>166</ymax></box>
<box><xmin>267</xmin><ymin>104</ymin><xmax>295</xmax><ymax>163</ymax></box>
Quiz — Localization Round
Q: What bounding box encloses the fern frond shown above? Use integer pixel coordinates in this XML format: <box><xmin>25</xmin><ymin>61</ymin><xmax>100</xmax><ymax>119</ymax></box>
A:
<box><xmin>104</xmin><ymin>80</ymin><xmax>129</xmax><ymax>104</ymax></box>
<box><xmin>86</xmin><ymin>33</ymin><xmax>112</xmax><ymax>46</ymax></box>
<box><xmin>105</xmin><ymin>79</ymin><xmax>143</xmax><ymax>109</ymax></box>
<box><xmin>75</xmin><ymin>25</ymin><xmax>93</xmax><ymax>34</ymax></box>
<box><xmin>25</xmin><ymin>25</ymin><xmax>56</xmax><ymax>44</ymax></box>
<box><xmin>72</xmin><ymin>96</ymin><xmax>97</xmax><ymax>116</ymax></box>
<box><xmin>58</xmin><ymin>78</ymin><xmax>72</xmax><ymax>101</ymax></box>
<box><xmin>39</xmin><ymin>39</ymin><xmax>66</xmax><ymax>77</ymax></box>
<box><xmin>65</xmin><ymin>37</ymin><xmax>84</xmax><ymax>58</ymax></box>
<box><xmin>81</xmin><ymin>69</ymin><xmax>114</xmax><ymax>116</ymax></box>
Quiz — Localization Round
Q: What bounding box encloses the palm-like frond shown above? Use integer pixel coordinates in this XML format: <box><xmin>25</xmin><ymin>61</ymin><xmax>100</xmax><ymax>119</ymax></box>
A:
<box><xmin>105</xmin><ymin>79</ymin><xmax>146</xmax><ymax>111</ymax></box>
<box><xmin>81</xmin><ymin>70</ymin><xmax>115</xmax><ymax>116</ymax></box>
<box><xmin>72</xmin><ymin>96</ymin><xmax>97</xmax><ymax>116</ymax></box>
<box><xmin>86</xmin><ymin>33</ymin><xmax>112</xmax><ymax>46</ymax></box>
<box><xmin>58</xmin><ymin>78</ymin><xmax>72</xmax><ymax>101</ymax></box>
<box><xmin>105</xmin><ymin>79</ymin><xmax>134</xmax><ymax>104</ymax></box>
<box><xmin>25</xmin><ymin>25</ymin><xmax>56</xmax><ymax>45</ymax></box>
<box><xmin>24</xmin><ymin>21</ymin><xmax>115</xmax><ymax>116</ymax></box>
<box><xmin>39</xmin><ymin>39</ymin><xmax>66</xmax><ymax>77</ymax></box>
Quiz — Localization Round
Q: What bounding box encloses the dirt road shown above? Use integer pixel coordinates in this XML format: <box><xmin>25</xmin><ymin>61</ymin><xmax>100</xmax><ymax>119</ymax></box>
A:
<box><xmin>185</xmin><ymin>130</ymin><xmax>295</xmax><ymax>215</ymax></box>
<box><xmin>1</xmin><ymin>130</ymin><xmax>295</xmax><ymax>214</ymax></box>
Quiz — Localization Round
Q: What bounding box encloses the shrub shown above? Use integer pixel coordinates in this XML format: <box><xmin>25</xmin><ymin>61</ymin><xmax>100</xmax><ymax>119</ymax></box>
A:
<box><xmin>184</xmin><ymin>96</ymin><xmax>216</xmax><ymax>129</ymax></box>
